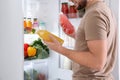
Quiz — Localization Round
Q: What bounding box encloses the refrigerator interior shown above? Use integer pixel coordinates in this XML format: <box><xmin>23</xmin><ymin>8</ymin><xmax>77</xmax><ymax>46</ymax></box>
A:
<box><xmin>23</xmin><ymin>0</ymin><xmax>78</xmax><ymax>79</ymax></box>
<box><xmin>23</xmin><ymin>0</ymin><xmax>119</xmax><ymax>80</ymax></box>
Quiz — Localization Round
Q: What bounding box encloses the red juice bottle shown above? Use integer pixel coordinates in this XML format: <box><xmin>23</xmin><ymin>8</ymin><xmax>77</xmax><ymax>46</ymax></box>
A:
<box><xmin>61</xmin><ymin>2</ymin><xmax>69</xmax><ymax>17</ymax></box>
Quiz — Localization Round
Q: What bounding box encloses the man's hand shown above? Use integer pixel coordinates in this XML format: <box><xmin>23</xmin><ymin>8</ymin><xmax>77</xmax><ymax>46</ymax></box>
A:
<box><xmin>43</xmin><ymin>34</ymin><xmax>63</xmax><ymax>52</ymax></box>
<box><xmin>59</xmin><ymin>13</ymin><xmax>75</xmax><ymax>38</ymax></box>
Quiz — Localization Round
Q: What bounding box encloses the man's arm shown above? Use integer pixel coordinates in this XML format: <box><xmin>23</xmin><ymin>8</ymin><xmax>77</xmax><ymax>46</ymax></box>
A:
<box><xmin>58</xmin><ymin>40</ymin><xmax>107</xmax><ymax>71</ymax></box>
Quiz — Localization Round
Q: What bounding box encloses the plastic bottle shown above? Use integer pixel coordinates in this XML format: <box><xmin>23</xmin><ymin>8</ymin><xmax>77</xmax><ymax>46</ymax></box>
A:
<box><xmin>27</xmin><ymin>18</ymin><xmax>32</xmax><ymax>28</ymax></box>
<box><xmin>26</xmin><ymin>18</ymin><xmax>32</xmax><ymax>33</ymax></box>
<box><xmin>39</xmin><ymin>21</ymin><xmax>46</xmax><ymax>30</ymax></box>
<box><xmin>32</xmin><ymin>18</ymin><xmax>39</xmax><ymax>33</ymax></box>
<box><xmin>37</xmin><ymin>30</ymin><xmax>64</xmax><ymax>45</ymax></box>
<box><xmin>33</xmin><ymin>18</ymin><xmax>39</xmax><ymax>28</ymax></box>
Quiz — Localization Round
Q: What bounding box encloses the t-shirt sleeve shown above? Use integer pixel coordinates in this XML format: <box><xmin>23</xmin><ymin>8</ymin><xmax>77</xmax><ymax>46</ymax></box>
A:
<box><xmin>84</xmin><ymin>10</ymin><xmax>108</xmax><ymax>40</ymax></box>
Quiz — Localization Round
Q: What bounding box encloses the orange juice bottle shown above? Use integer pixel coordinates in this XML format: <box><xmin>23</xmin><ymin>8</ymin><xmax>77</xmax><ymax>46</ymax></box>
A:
<box><xmin>25</xmin><ymin>18</ymin><xmax>32</xmax><ymax>33</ymax></box>
<box><xmin>27</xmin><ymin>18</ymin><xmax>32</xmax><ymax>28</ymax></box>
<box><xmin>37</xmin><ymin>30</ymin><xmax>64</xmax><ymax>45</ymax></box>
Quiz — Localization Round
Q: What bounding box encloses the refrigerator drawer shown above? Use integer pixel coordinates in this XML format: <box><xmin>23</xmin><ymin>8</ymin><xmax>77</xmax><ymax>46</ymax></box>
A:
<box><xmin>24</xmin><ymin>59</ymin><xmax>48</xmax><ymax>80</ymax></box>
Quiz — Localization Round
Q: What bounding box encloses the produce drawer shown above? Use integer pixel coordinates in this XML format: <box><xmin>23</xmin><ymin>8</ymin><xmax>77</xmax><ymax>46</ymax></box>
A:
<box><xmin>24</xmin><ymin>59</ymin><xmax>48</xmax><ymax>80</ymax></box>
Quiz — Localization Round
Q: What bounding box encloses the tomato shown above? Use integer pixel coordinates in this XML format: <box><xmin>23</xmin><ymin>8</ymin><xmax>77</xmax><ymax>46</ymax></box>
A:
<box><xmin>24</xmin><ymin>43</ymin><xmax>29</xmax><ymax>58</ymax></box>
<box><xmin>27</xmin><ymin>47</ymin><xmax>36</xmax><ymax>57</ymax></box>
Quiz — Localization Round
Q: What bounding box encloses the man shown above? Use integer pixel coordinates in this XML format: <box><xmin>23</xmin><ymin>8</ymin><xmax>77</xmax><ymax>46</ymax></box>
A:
<box><xmin>44</xmin><ymin>0</ymin><xmax>117</xmax><ymax>80</ymax></box>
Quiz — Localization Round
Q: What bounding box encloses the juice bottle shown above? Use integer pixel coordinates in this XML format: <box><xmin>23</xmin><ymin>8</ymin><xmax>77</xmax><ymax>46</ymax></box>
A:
<box><xmin>59</xmin><ymin>13</ymin><xmax>75</xmax><ymax>34</ymax></box>
<box><xmin>33</xmin><ymin>18</ymin><xmax>39</xmax><ymax>28</ymax></box>
<box><xmin>26</xmin><ymin>18</ymin><xmax>32</xmax><ymax>33</ymax></box>
<box><xmin>24</xmin><ymin>17</ymin><xmax>27</xmax><ymax>28</ymax></box>
<box><xmin>39</xmin><ymin>21</ymin><xmax>46</xmax><ymax>30</ymax></box>
<box><xmin>37</xmin><ymin>30</ymin><xmax>64</xmax><ymax>45</ymax></box>
<box><xmin>32</xmin><ymin>18</ymin><xmax>39</xmax><ymax>33</ymax></box>
<box><xmin>27</xmin><ymin>18</ymin><xmax>32</xmax><ymax>28</ymax></box>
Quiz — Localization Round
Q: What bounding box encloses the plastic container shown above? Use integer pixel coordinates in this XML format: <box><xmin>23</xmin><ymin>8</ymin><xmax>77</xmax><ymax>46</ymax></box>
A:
<box><xmin>24</xmin><ymin>59</ymin><xmax>48</xmax><ymax>80</ymax></box>
<box><xmin>59</xmin><ymin>13</ymin><xmax>75</xmax><ymax>35</ymax></box>
<box><xmin>33</xmin><ymin>60</ymin><xmax>48</xmax><ymax>80</ymax></box>
<box><xmin>37</xmin><ymin>30</ymin><xmax>64</xmax><ymax>45</ymax></box>
<box><xmin>24</xmin><ymin>62</ymin><xmax>33</xmax><ymax>80</ymax></box>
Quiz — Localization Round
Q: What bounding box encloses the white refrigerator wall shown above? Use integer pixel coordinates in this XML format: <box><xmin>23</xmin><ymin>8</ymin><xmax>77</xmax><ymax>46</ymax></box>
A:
<box><xmin>23</xmin><ymin>0</ymin><xmax>59</xmax><ymax>34</ymax></box>
<box><xmin>0</xmin><ymin>0</ymin><xmax>23</xmax><ymax>80</ymax></box>
<box><xmin>109</xmin><ymin>0</ymin><xmax>119</xmax><ymax>80</ymax></box>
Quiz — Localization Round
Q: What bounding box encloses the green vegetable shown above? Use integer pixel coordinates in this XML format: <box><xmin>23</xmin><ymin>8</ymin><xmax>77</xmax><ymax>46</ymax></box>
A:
<box><xmin>32</xmin><ymin>29</ymin><xmax>36</xmax><ymax>33</ymax></box>
<box><xmin>37</xmin><ymin>49</ymin><xmax>49</xmax><ymax>59</ymax></box>
<box><xmin>30</xmin><ymin>38</ymin><xmax>49</xmax><ymax>59</ymax></box>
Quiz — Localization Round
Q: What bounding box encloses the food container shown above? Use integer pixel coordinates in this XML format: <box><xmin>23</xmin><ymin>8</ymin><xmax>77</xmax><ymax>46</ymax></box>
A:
<box><xmin>24</xmin><ymin>59</ymin><xmax>48</xmax><ymax>80</ymax></box>
<box><xmin>68</xmin><ymin>5</ymin><xmax>77</xmax><ymax>18</ymax></box>
<box><xmin>33</xmin><ymin>59</ymin><xmax>48</xmax><ymax>80</ymax></box>
<box><xmin>61</xmin><ymin>2</ymin><xmax>69</xmax><ymax>17</ymax></box>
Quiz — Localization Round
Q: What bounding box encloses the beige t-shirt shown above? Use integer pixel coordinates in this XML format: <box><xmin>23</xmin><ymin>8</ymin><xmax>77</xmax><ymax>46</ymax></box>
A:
<box><xmin>72</xmin><ymin>1</ymin><xmax>117</xmax><ymax>80</ymax></box>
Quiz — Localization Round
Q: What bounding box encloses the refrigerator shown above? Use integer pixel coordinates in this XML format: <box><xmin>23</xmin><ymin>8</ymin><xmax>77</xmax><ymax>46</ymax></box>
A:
<box><xmin>23</xmin><ymin>0</ymin><xmax>75</xmax><ymax>80</ymax></box>
<box><xmin>0</xmin><ymin>0</ymin><xmax>119</xmax><ymax>80</ymax></box>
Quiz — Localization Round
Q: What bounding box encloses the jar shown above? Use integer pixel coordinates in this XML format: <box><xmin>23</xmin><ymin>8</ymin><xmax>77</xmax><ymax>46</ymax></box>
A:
<box><xmin>69</xmin><ymin>5</ymin><xmax>77</xmax><ymax>13</ymax></box>
<box><xmin>69</xmin><ymin>5</ymin><xmax>77</xmax><ymax>18</ymax></box>
<box><xmin>61</xmin><ymin>2</ymin><xmax>69</xmax><ymax>17</ymax></box>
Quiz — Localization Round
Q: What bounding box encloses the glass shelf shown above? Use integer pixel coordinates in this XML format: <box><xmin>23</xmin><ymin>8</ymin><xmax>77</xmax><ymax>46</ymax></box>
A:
<box><xmin>24</xmin><ymin>58</ymin><xmax>48</xmax><ymax>65</ymax></box>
